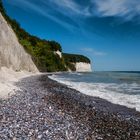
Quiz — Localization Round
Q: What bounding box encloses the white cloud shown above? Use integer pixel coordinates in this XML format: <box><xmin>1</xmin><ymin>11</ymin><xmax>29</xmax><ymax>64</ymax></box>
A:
<box><xmin>7</xmin><ymin>0</ymin><xmax>140</xmax><ymax>21</ymax></box>
<box><xmin>6</xmin><ymin>0</ymin><xmax>140</xmax><ymax>33</ymax></box>
<box><xmin>93</xmin><ymin>0</ymin><xmax>140</xmax><ymax>20</ymax></box>
<box><xmin>45</xmin><ymin>0</ymin><xmax>91</xmax><ymax>17</ymax></box>
<box><xmin>81</xmin><ymin>48</ymin><xmax>106</xmax><ymax>56</ymax></box>
<box><xmin>45</xmin><ymin>0</ymin><xmax>140</xmax><ymax>21</ymax></box>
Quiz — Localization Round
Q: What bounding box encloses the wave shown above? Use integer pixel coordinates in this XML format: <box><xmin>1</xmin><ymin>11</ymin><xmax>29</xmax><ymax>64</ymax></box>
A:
<box><xmin>49</xmin><ymin>74</ymin><xmax>140</xmax><ymax>112</ymax></box>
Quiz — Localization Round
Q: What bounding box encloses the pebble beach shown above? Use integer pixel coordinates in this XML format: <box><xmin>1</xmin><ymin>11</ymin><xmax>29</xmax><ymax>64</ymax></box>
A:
<box><xmin>0</xmin><ymin>74</ymin><xmax>140</xmax><ymax>140</ymax></box>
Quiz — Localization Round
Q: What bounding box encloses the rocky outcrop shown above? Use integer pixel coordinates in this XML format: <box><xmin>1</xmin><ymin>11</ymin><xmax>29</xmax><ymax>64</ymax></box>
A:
<box><xmin>54</xmin><ymin>50</ymin><xmax>62</xmax><ymax>58</ymax></box>
<box><xmin>75</xmin><ymin>62</ymin><xmax>92</xmax><ymax>72</ymax></box>
<box><xmin>0</xmin><ymin>13</ymin><xmax>38</xmax><ymax>72</ymax></box>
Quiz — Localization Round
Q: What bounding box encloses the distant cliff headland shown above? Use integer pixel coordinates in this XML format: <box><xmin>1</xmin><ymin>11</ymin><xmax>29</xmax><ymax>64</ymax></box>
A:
<box><xmin>0</xmin><ymin>0</ymin><xmax>92</xmax><ymax>72</ymax></box>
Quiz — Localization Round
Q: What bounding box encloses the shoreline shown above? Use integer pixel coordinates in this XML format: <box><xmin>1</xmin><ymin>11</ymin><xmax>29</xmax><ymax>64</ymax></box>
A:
<box><xmin>49</xmin><ymin>71</ymin><xmax>140</xmax><ymax>112</ymax></box>
<box><xmin>0</xmin><ymin>74</ymin><xmax>140</xmax><ymax>139</ymax></box>
<box><xmin>46</xmin><ymin>74</ymin><xmax>140</xmax><ymax>119</ymax></box>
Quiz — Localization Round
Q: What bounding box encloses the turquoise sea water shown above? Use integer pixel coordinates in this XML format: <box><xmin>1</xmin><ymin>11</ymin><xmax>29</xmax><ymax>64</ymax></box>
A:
<box><xmin>49</xmin><ymin>72</ymin><xmax>140</xmax><ymax>111</ymax></box>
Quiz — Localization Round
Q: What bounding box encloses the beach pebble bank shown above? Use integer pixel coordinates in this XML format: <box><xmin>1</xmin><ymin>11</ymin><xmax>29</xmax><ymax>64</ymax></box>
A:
<box><xmin>0</xmin><ymin>74</ymin><xmax>140</xmax><ymax>140</ymax></box>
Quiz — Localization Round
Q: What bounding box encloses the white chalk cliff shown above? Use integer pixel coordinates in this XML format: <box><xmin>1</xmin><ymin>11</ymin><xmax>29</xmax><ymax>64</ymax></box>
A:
<box><xmin>75</xmin><ymin>62</ymin><xmax>92</xmax><ymax>72</ymax></box>
<box><xmin>0</xmin><ymin>13</ymin><xmax>38</xmax><ymax>72</ymax></box>
<box><xmin>54</xmin><ymin>50</ymin><xmax>62</xmax><ymax>58</ymax></box>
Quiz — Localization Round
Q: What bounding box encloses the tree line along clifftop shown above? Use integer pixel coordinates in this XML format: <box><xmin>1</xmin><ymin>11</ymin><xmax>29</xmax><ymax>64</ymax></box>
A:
<box><xmin>0</xmin><ymin>0</ymin><xmax>91</xmax><ymax>72</ymax></box>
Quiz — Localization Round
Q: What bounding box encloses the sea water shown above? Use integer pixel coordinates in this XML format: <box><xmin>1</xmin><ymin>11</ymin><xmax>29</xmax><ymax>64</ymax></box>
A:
<box><xmin>49</xmin><ymin>72</ymin><xmax>140</xmax><ymax>111</ymax></box>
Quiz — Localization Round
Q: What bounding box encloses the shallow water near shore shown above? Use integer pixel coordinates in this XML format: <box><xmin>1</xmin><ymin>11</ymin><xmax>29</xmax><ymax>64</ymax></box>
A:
<box><xmin>49</xmin><ymin>71</ymin><xmax>140</xmax><ymax>112</ymax></box>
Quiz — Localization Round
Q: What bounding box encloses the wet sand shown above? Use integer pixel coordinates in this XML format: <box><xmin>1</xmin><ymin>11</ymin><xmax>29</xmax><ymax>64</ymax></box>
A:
<box><xmin>0</xmin><ymin>74</ymin><xmax>140</xmax><ymax>139</ymax></box>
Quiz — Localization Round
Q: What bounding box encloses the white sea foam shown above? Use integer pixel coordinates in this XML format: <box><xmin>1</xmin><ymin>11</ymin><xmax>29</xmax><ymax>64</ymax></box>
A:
<box><xmin>49</xmin><ymin>74</ymin><xmax>140</xmax><ymax>111</ymax></box>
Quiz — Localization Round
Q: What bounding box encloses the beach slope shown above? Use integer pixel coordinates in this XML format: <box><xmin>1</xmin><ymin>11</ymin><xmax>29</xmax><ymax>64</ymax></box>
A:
<box><xmin>0</xmin><ymin>74</ymin><xmax>140</xmax><ymax>139</ymax></box>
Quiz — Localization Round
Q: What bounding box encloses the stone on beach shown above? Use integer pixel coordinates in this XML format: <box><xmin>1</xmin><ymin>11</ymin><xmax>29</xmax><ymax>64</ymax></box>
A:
<box><xmin>0</xmin><ymin>74</ymin><xmax>140</xmax><ymax>140</ymax></box>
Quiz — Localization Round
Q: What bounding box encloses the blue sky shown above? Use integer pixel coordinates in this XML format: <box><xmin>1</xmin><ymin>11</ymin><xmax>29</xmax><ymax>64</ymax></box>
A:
<box><xmin>3</xmin><ymin>0</ymin><xmax>140</xmax><ymax>71</ymax></box>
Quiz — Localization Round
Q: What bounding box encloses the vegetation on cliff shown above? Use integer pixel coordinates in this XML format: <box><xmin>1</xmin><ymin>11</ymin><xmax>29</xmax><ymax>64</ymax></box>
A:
<box><xmin>63</xmin><ymin>53</ymin><xmax>91</xmax><ymax>71</ymax></box>
<box><xmin>63</xmin><ymin>53</ymin><xmax>90</xmax><ymax>63</ymax></box>
<box><xmin>0</xmin><ymin>0</ymin><xmax>91</xmax><ymax>72</ymax></box>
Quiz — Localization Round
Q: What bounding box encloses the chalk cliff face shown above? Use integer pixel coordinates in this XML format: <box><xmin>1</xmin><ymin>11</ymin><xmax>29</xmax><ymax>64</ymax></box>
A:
<box><xmin>75</xmin><ymin>62</ymin><xmax>92</xmax><ymax>72</ymax></box>
<box><xmin>0</xmin><ymin>13</ymin><xmax>38</xmax><ymax>72</ymax></box>
<box><xmin>54</xmin><ymin>50</ymin><xmax>62</xmax><ymax>58</ymax></box>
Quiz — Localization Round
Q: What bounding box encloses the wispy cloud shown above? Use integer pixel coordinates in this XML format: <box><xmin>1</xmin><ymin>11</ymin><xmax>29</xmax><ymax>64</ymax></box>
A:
<box><xmin>47</xmin><ymin>0</ymin><xmax>91</xmax><ymax>17</ymax></box>
<box><xmin>6</xmin><ymin>0</ymin><xmax>140</xmax><ymax>36</ymax></box>
<box><xmin>7</xmin><ymin>0</ymin><xmax>140</xmax><ymax>22</ymax></box>
<box><xmin>81</xmin><ymin>47</ymin><xmax>107</xmax><ymax>56</ymax></box>
<box><xmin>93</xmin><ymin>0</ymin><xmax>140</xmax><ymax>21</ymax></box>
<box><xmin>6</xmin><ymin>0</ymin><xmax>79</xmax><ymax>31</ymax></box>
<box><xmin>44</xmin><ymin>0</ymin><xmax>140</xmax><ymax>21</ymax></box>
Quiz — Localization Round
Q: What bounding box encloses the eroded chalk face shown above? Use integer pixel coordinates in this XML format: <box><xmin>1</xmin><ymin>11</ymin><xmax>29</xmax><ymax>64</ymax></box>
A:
<box><xmin>54</xmin><ymin>50</ymin><xmax>62</xmax><ymax>58</ymax></box>
<box><xmin>75</xmin><ymin>62</ymin><xmax>92</xmax><ymax>72</ymax></box>
<box><xmin>0</xmin><ymin>13</ymin><xmax>38</xmax><ymax>72</ymax></box>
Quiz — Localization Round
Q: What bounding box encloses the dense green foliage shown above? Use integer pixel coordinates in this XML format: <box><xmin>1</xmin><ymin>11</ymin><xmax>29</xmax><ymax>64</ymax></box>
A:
<box><xmin>0</xmin><ymin>0</ymin><xmax>91</xmax><ymax>72</ymax></box>
<box><xmin>0</xmin><ymin>0</ymin><xmax>66</xmax><ymax>72</ymax></box>
<box><xmin>63</xmin><ymin>53</ymin><xmax>90</xmax><ymax>63</ymax></box>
